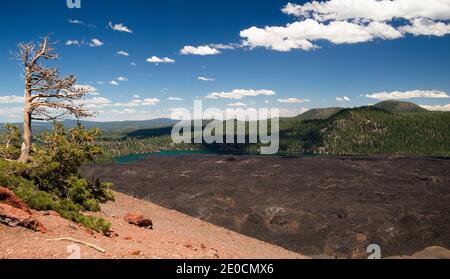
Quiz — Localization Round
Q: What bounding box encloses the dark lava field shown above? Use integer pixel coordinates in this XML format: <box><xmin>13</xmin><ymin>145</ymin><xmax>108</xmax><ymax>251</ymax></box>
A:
<box><xmin>82</xmin><ymin>155</ymin><xmax>450</xmax><ymax>258</ymax></box>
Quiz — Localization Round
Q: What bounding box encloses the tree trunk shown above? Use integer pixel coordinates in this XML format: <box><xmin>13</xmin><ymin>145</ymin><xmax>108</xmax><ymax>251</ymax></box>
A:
<box><xmin>19</xmin><ymin>110</ymin><xmax>32</xmax><ymax>163</ymax></box>
<box><xmin>19</xmin><ymin>67</ymin><xmax>32</xmax><ymax>163</ymax></box>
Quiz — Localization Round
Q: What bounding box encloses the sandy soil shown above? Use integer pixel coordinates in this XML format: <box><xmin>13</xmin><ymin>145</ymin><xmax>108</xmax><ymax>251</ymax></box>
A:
<box><xmin>0</xmin><ymin>191</ymin><xmax>306</xmax><ymax>259</ymax></box>
<box><xmin>82</xmin><ymin>155</ymin><xmax>450</xmax><ymax>258</ymax></box>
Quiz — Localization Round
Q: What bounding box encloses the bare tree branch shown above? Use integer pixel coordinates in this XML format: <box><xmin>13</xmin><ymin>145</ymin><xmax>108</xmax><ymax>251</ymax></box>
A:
<box><xmin>16</xmin><ymin>36</ymin><xmax>94</xmax><ymax>162</ymax></box>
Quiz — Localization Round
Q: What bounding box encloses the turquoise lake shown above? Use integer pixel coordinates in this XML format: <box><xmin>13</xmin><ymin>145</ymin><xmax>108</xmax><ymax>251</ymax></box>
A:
<box><xmin>114</xmin><ymin>150</ymin><xmax>215</xmax><ymax>163</ymax></box>
<box><xmin>114</xmin><ymin>150</ymin><xmax>318</xmax><ymax>163</ymax></box>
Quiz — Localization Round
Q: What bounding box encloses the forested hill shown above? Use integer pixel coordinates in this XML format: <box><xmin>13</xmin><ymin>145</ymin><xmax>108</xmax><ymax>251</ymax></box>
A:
<box><xmin>373</xmin><ymin>100</ymin><xmax>429</xmax><ymax>114</ymax></box>
<box><xmin>278</xmin><ymin>105</ymin><xmax>450</xmax><ymax>156</ymax></box>
<box><xmin>293</xmin><ymin>107</ymin><xmax>344</xmax><ymax>121</ymax></box>
<box><xmin>2</xmin><ymin>101</ymin><xmax>450</xmax><ymax>157</ymax></box>
<box><xmin>193</xmin><ymin>102</ymin><xmax>450</xmax><ymax>157</ymax></box>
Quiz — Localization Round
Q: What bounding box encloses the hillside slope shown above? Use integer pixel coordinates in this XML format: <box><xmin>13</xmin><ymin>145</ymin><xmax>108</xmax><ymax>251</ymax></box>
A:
<box><xmin>3</xmin><ymin>101</ymin><xmax>448</xmax><ymax>157</ymax></box>
<box><xmin>322</xmin><ymin>108</ymin><xmax>450</xmax><ymax>156</ymax></box>
<box><xmin>278</xmin><ymin>105</ymin><xmax>450</xmax><ymax>156</ymax></box>
<box><xmin>0</xmin><ymin>191</ymin><xmax>306</xmax><ymax>259</ymax></box>
<box><xmin>295</xmin><ymin>108</ymin><xmax>344</xmax><ymax>121</ymax></box>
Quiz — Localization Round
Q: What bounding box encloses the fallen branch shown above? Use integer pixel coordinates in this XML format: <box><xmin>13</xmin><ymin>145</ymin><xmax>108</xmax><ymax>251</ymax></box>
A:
<box><xmin>46</xmin><ymin>237</ymin><xmax>106</xmax><ymax>253</ymax></box>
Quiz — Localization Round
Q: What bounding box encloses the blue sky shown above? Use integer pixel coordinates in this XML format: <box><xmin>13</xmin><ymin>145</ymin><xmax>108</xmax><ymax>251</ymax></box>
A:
<box><xmin>1</xmin><ymin>0</ymin><xmax>450</xmax><ymax>122</ymax></box>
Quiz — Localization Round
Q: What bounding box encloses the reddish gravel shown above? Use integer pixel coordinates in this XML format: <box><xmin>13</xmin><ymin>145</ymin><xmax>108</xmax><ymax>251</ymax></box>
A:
<box><xmin>0</xmin><ymin>192</ymin><xmax>307</xmax><ymax>259</ymax></box>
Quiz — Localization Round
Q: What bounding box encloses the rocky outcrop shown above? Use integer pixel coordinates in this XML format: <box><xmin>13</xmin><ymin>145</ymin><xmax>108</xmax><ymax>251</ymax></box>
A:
<box><xmin>0</xmin><ymin>187</ymin><xmax>32</xmax><ymax>214</ymax></box>
<box><xmin>0</xmin><ymin>203</ymin><xmax>46</xmax><ymax>232</ymax></box>
<box><xmin>0</xmin><ymin>187</ymin><xmax>46</xmax><ymax>233</ymax></box>
<box><xmin>124</xmin><ymin>213</ymin><xmax>153</xmax><ymax>229</ymax></box>
<box><xmin>410</xmin><ymin>246</ymin><xmax>450</xmax><ymax>259</ymax></box>
<box><xmin>387</xmin><ymin>246</ymin><xmax>450</xmax><ymax>259</ymax></box>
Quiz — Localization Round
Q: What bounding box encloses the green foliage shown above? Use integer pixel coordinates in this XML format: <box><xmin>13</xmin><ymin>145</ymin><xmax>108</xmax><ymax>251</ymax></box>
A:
<box><xmin>279</xmin><ymin>107</ymin><xmax>450</xmax><ymax>156</ymax></box>
<box><xmin>324</xmin><ymin>108</ymin><xmax>392</xmax><ymax>154</ymax></box>
<box><xmin>95</xmin><ymin>104</ymin><xmax>450</xmax><ymax>158</ymax></box>
<box><xmin>0</xmin><ymin>123</ymin><xmax>114</xmax><ymax>234</ymax></box>
<box><xmin>322</xmin><ymin>108</ymin><xmax>450</xmax><ymax>156</ymax></box>
<box><xmin>0</xmin><ymin>124</ymin><xmax>22</xmax><ymax>160</ymax></box>
<box><xmin>29</xmin><ymin>123</ymin><xmax>113</xmax><ymax>202</ymax></box>
<box><xmin>96</xmin><ymin>135</ymin><xmax>198</xmax><ymax>160</ymax></box>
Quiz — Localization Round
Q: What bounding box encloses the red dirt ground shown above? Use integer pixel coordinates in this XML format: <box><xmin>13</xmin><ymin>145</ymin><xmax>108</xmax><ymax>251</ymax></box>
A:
<box><xmin>0</xmin><ymin>191</ymin><xmax>307</xmax><ymax>259</ymax></box>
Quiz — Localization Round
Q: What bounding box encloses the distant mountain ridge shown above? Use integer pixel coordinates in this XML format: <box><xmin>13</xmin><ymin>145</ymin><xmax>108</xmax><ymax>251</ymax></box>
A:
<box><xmin>2</xmin><ymin>101</ymin><xmax>446</xmax><ymax>157</ymax></box>
<box><xmin>0</xmin><ymin>118</ymin><xmax>177</xmax><ymax>134</ymax></box>
<box><xmin>295</xmin><ymin>107</ymin><xmax>344</xmax><ymax>121</ymax></box>
<box><xmin>373</xmin><ymin>100</ymin><xmax>428</xmax><ymax>114</ymax></box>
<box><xmin>295</xmin><ymin>101</ymin><xmax>430</xmax><ymax>121</ymax></box>
<box><xmin>0</xmin><ymin>101</ymin><xmax>435</xmax><ymax>135</ymax></box>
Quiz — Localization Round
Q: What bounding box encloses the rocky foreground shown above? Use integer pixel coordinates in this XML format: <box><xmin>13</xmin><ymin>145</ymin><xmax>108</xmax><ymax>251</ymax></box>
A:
<box><xmin>0</xmin><ymin>189</ymin><xmax>306</xmax><ymax>259</ymax></box>
<box><xmin>1</xmin><ymin>187</ymin><xmax>449</xmax><ymax>259</ymax></box>
<box><xmin>83</xmin><ymin>155</ymin><xmax>450</xmax><ymax>258</ymax></box>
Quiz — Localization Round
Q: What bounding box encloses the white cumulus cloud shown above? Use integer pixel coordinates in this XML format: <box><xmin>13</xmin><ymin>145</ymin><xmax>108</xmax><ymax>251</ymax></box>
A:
<box><xmin>181</xmin><ymin>45</ymin><xmax>221</xmax><ymax>56</ymax></box>
<box><xmin>206</xmin><ymin>89</ymin><xmax>276</xmax><ymax>100</ymax></box>
<box><xmin>365</xmin><ymin>90</ymin><xmax>450</xmax><ymax>100</ymax></box>
<box><xmin>109</xmin><ymin>22</ymin><xmax>133</xmax><ymax>33</ymax></box>
<box><xmin>281</xmin><ymin>0</ymin><xmax>450</xmax><ymax>22</ymax></box>
<box><xmin>228</xmin><ymin>102</ymin><xmax>247</xmax><ymax>107</ymax></box>
<box><xmin>278</xmin><ymin>98</ymin><xmax>311</xmax><ymax>103</ymax></box>
<box><xmin>146</xmin><ymin>56</ymin><xmax>176</xmax><ymax>64</ymax></box>
<box><xmin>168</xmin><ymin>97</ymin><xmax>183</xmax><ymax>101</ymax></box>
<box><xmin>142</xmin><ymin>98</ymin><xmax>161</xmax><ymax>106</ymax></box>
<box><xmin>81</xmin><ymin>97</ymin><xmax>112</xmax><ymax>105</ymax></box>
<box><xmin>76</xmin><ymin>97</ymin><xmax>113</xmax><ymax>108</ymax></box>
<box><xmin>241</xmin><ymin>0</ymin><xmax>450</xmax><ymax>52</ymax></box>
<box><xmin>0</xmin><ymin>107</ymin><xmax>23</xmax><ymax>120</ymax></box>
<box><xmin>68</xmin><ymin>19</ymin><xmax>84</xmax><ymax>25</ymax></box>
<box><xmin>336</xmin><ymin>96</ymin><xmax>351</xmax><ymax>102</ymax></box>
<box><xmin>400</xmin><ymin>18</ymin><xmax>450</xmax><ymax>36</ymax></box>
<box><xmin>74</xmin><ymin>85</ymin><xmax>99</xmax><ymax>95</ymax></box>
<box><xmin>0</xmin><ymin>95</ymin><xmax>24</xmax><ymax>104</ymax></box>
<box><xmin>65</xmin><ymin>40</ymin><xmax>81</xmax><ymax>46</ymax></box>
<box><xmin>198</xmin><ymin>76</ymin><xmax>215</xmax><ymax>81</ymax></box>
<box><xmin>90</xmin><ymin>38</ymin><xmax>104</xmax><ymax>47</ymax></box>
<box><xmin>210</xmin><ymin>43</ymin><xmax>240</xmax><ymax>50</ymax></box>
<box><xmin>91</xmin><ymin>97</ymin><xmax>161</xmax><ymax>108</ymax></box>
<box><xmin>240</xmin><ymin>19</ymin><xmax>404</xmax><ymax>51</ymax></box>
<box><xmin>420</xmin><ymin>104</ymin><xmax>450</xmax><ymax>111</ymax></box>
<box><xmin>117</xmin><ymin>50</ymin><xmax>130</xmax><ymax>56</ymax></box>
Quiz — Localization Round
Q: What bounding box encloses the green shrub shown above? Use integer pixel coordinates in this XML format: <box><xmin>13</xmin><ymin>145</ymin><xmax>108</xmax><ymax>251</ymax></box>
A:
<box><xmin>0</xmin><ymin>123</ymin><xmax>114</xmax><ymax>234</ymax></box>
<box><xmin>80</xmin><ymin>216</ymin><xmax>112</xmax><ymax>234</ymax></box>
<box><xmin>0</xmin><ymin>124</ymin><xmax>21</xmax><ymax>160</ymax></box>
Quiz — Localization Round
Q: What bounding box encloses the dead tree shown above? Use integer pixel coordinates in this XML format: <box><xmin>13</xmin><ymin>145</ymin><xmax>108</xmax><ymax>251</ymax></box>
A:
<box><xmin>17</xmin><ymin>37</ymin><xmax>92</xmax><ymax>162</ymax></box>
